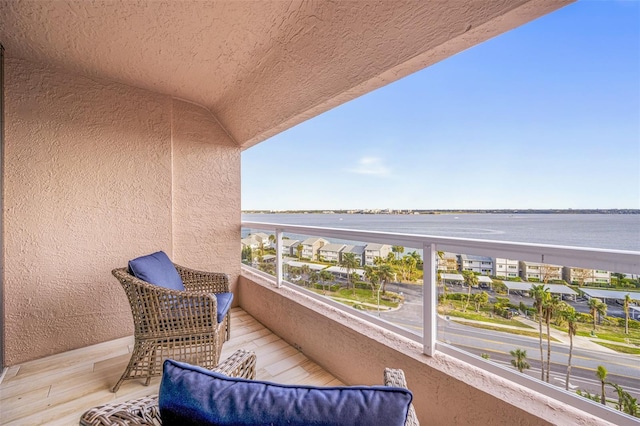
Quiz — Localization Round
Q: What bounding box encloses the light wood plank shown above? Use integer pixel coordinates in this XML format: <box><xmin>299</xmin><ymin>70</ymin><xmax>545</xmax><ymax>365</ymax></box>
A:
<box><xmin>0</xmin><ymin>308</ymin><xmax>339</xmax><ymax>425</ymax></box>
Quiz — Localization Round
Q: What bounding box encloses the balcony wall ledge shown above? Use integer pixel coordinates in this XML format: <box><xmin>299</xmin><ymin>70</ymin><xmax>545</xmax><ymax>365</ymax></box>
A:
<box><xmin>238</xmin><ymin>267</ymin><xmax>617</xmax><ymax>426</ymax></box>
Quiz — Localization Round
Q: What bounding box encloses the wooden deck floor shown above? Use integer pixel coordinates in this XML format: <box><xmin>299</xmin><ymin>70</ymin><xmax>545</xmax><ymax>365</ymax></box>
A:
<box><xmin>0</xmin><ymin>308</ymin><xmax>342</xmax><ymax>425</ymax></box>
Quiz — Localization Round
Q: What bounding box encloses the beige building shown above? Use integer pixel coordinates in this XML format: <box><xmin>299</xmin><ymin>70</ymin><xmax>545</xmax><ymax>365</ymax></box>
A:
<box><xmin>364</xmin><ymin>243</ymin><xmax>392</xmax><ymax>266</ymax></box>
<box><xmin>563</xmin><ymin>267</ymin><xmax>611</xmax><ymax>285</ymax></box>
<box><xmin>519</xmin><ymin>261</ymin><xmax>563</xmax><ymax>282</ymax></box>
<box><xmin>301</xmin><ymin>237</ymin><xmax>329</xmax><ymax>261</ymax></box>
<box><xmin>3</xmin><ymin>2</ymin><xmax>621</xmax><ymax>425</ymax></box>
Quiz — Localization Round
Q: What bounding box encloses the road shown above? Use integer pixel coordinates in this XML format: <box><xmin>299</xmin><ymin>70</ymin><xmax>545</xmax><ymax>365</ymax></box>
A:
<box><xmin>379</xmin><ymin>283</ymin><xmax>640</xmax><ymax>401</ymax></box>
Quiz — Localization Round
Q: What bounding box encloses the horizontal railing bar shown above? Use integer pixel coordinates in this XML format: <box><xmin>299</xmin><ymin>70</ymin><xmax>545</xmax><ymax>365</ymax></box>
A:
<box><xmin>242</xmin><ymin>221</ymin><xmax>640</xmax><ymax>273</ymax></box>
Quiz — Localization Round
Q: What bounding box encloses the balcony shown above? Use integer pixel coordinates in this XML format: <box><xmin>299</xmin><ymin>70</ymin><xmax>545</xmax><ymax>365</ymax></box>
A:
<box><xmin>242</xmin><ymin>220</ymin><xmax>640</xmax><ymax>425</ymax></box>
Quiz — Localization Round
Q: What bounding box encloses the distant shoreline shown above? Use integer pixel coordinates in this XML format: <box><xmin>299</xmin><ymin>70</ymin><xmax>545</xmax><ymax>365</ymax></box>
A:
<box><xmin>243</xmin><ymin>209</ymin><xmax>639</xmax><ymax>215</ymax></box>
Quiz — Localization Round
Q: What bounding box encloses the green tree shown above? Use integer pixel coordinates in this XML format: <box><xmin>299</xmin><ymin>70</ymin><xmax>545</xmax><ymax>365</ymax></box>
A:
<box><xmin>462</xmin><ymin>271</ymin><xmax>478</xmax><ymax>312</ymax></box>
<box><xmin>296</xmin><ymin>244</ymin><xmax>303</xmax><ymax>260</ymax></box>
<box><xmin>391</xmin><ymin>245</ymin><xmax>404</xmax><ymax>262</ymax></box>
<box><xmin>377</xmin><ymin>263</ymin><xmax>394</xmax><ymax>294</ymax></box>
<box><xmin>588</xmin><ymin>298</ymin><xmax>607</xmax><ymax>331</ymax></box>
<box><xmin>268</xmin><ymin>234</ymin><xmax>276</xmax><ymax>246</ymax></box>
<box><xmin>559</xmin><ymin>304</ymin><xmax>578</xmax><ymax>391</ymax></box>
<box><xmin>319</xmin><ymin>269</ymin><xmax>333</xmax><ymax>293</ymax></box>
<box><xmin>596</xmin><ymin>365</ymin><xmax>608</xmax><ymax>405</ymax></box>
<box><xmin>401</xmin><ymin>254</ymin><xmax>417</xmax><ymax>282</ymax></box>
<box><xmin>623</xmin><ymin>294</ymin><xmax>633</xmax><ymax>335</ymax></box>
<box><xmin>364</xmin><ymin>265</ymin><xmax>380</xmax><ymax>296</ymax></box>
<box><xmin>340</xmin><ymin>252</ymin><xmax>359</xmax><ymax>291</ymax></box>
<box><xmin>300</xmin><ymin>264</ymin><xmax>311</xmax><ymax>286</ymax></box>
<box><xmin>473</xmin><ymin>291</ymin><xmax>489</xmax><ymax>312</ymax></box>
<box><xmin>510</xmin><ymin>349</ymin><xmax>530</xmax><ymax>373</ymax></box>
<box><xmin>531</xmin><ymin>284</ymin><xmax>550</xmax><ymax>381</ymax></box>
<box><xmin>543</xmin><ymin>295</ymin><xmax>561</xmax><ymax>383</ymax></box>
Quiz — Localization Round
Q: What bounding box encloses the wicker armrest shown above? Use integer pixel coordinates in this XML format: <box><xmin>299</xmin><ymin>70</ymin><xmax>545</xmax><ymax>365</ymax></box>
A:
<box><xmin>175</xmin><ymin>264</ymin><xmax>230</xmax><ymax>294</ymax></box>
<box><xmin>384</xmin><ymin>368</ymin><xmax>420</xmax><ymax>426</ymax></box>
<box><xmin>79</xmin><ymin>350</ymin><xmax>256</xmax><ymax>426</ymax></box>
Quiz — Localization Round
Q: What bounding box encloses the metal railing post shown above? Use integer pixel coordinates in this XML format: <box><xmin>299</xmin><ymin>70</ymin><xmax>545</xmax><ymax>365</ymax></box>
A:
<box><xmin>423</xmin><ymin>243</ymin><xmax>437</xmax><ymax>356</ymax></box>
<box><xmin>275</xmin><ymin>228</ymin><xmax>283</xmax><ymax>288</ymax></box>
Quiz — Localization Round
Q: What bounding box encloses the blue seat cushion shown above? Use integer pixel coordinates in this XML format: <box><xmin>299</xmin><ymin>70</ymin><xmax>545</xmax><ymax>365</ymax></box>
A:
<box><xmin>159</xmin><ymin>359</ymin><xmax>413</xmax><ymax>426</ymax></box>
<box><xmin>214</xmin><ymin>292</ymin><xmax>233</xmax><ymax>324</ymax></box>
<box><xmin>128</xmin><ymin>251</ymin><xmax>185</xmax><ymax>292</ymax></box>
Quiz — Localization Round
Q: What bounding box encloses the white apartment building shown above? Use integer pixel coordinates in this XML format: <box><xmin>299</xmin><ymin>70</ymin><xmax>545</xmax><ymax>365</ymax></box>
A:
<box><xmin>282</xmin><ymin>239</ymin><xmax>300</xmax><ymax>257</ymax></box>
<box><xmin>493</xmin><ymin>258</ymin><xmax>520</xmax><ymax>279</ymax></box>
<box><xmin>563</xmin><ymin>267</ymin><xmax>611</xmax><ymax>285</ymax></box>
<box><xmin>519</xmin><ymin>261</ymin><xmax>563</xmax><ymax>282</ymax></box>
<box><xmin>364</xmin><ymin>243</ymin><xmax>392</xmax><ymax>266</ymax></box>
<box><xmin>340</xmin><ymin>245</ymin><xmax>366</xmax><ymax>266</ymax></box>
<box><xmin>458</xmin><ymin>254</ymin><xmax>493</xmax><ymax>275</ymax></box>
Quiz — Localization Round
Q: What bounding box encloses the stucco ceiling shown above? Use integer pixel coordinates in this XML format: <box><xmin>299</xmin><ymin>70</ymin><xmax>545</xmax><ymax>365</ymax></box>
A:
<box><xmin>0</xmin><ymin>0</ymin><xmax>572</xmax><ymax>149</ymax></box>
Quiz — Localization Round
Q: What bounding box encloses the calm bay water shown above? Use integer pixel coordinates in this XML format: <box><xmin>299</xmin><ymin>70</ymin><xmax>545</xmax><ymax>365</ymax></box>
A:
<box><xmin>242</xmin><ymin>213</ymin><xmax>640</xmax><ymax>252</ymax></box>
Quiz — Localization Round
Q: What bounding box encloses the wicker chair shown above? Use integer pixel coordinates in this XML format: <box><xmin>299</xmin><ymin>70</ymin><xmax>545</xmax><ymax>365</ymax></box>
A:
<box><xmin>80</xmin><ymin>349</ymin><xmax>256</xmax><ymax>426</ymax></box>
<box><xmin>110</xmin><ymin>264</ymin><xmax>231</xmax><ymax>392</ymax></box>
<box><xmin>80</xmin><ymin>354</ymin><xmax>419</xmax><ymax>426</ymax></box>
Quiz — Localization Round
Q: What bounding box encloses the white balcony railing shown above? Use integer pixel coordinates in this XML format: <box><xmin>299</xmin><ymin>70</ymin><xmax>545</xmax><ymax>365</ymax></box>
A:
<box><xmin>242</xmin><ymin>220</ymin><xmax>640</xmax><ymax>425</ymax></box>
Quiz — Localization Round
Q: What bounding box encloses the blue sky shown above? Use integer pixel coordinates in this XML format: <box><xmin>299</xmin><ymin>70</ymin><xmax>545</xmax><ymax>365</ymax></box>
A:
<box><xmin>242</xmin><ymin>1</ymin><xmax>639</xmax><ymax>211</ymax></box>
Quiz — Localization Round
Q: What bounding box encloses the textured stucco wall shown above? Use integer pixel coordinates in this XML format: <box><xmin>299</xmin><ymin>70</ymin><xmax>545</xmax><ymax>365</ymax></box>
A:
<box><xmin>171</xmin><ymin>99</ymin><xmax>240</xmax><ymax>289</ymax></box>
<box><xmin>3</xmin><ymin>58</ymin><xmax>240</xmax><ymax>365</ymax></box>
<box><xmin>238</xmin><ymin>273</ymin><xmax>615</xmax><ymax>426</ymax></box>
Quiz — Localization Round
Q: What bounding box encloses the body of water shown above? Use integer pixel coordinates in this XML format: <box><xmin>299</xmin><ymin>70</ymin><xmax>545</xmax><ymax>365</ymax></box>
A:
<box><xmin>242</xmin><ymin>213</ymin><xmax>640</xmax><ymax>252</ymax></box>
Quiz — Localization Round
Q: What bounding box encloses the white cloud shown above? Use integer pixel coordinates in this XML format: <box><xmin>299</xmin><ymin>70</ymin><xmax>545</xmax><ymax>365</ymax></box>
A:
<box><xmin>346</xmin><ymin>157</ymin><xmax>391</xmax><ymax>177</ymax></box>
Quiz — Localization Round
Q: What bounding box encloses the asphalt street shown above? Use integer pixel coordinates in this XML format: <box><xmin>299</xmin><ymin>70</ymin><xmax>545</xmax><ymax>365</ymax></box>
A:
<box><xmin>378</xmin><ymin>282</ymin><xmax>640</xmax><ymax>401</ymax></box>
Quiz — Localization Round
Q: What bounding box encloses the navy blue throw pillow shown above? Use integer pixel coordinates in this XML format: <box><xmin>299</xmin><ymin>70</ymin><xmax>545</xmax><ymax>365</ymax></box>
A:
<box><xmin>159</xmin><ymin>359</ymin><xmax>412</xmax><ymax>426</ymax></box>
<box><xmin>128</xmin><ymin>251</ymin><xmax>185</xmax><ymax>291</ymax></box>
<box><xmin>214</xmin><ymin>293</ymin><xmax>233</xmax><ymax>324</ymax></box>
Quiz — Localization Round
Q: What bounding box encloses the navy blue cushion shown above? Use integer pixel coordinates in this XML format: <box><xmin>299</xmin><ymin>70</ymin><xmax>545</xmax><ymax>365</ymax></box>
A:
<box><xmin>159</xmin><ymin>359</ymin><xmax>412</xmax><ymax>426</ymax></box>
<box><xmin>214</xmin><ymin>292</ymin><xmax>233</xmax><ymax>324</ymax></box>
<box><xmin>128</xmin><ymin>251</ymin><xmax>185</xmax><ymax>292</ymax></box>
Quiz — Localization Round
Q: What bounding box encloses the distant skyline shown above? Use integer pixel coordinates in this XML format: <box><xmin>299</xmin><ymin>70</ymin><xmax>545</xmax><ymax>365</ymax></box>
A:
<box><xmin>242</xmin><ymin>1</ymin><xmax>640</xmax><ymax>211</ymax></box>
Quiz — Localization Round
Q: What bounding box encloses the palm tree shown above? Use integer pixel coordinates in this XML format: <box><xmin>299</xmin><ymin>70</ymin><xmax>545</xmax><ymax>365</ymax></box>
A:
<box><xmin>339</xmin><ymin>252</ymin><xmax>359</xmax><ymax>291</ymax></box>
<box><xmin>319</xmin><ymin>270</ymin><xmax>333</xmax><ymax>293</ymax></box>
<box><xmin>391</xmin><ymin>245</ymin><xmax>404</xmax><ymax>262</ymax></box>
<box><xmin>543</xmin><ymin>295</ymin><xmax>561</xmax><ymax>382</ymax></box>
<box><xmin>596</xmin><ymin>365</ymin><xmax>608</xmax><ymax>405</ymax></box>
<box><xmin>461</xmin><ymin>271</ymin><xmax>477</xmax><ymax>312</ymax></box>
<box><xmin>588</xmin><ymin>298</ymin><xmax>607</xmax><ymax>331</ymax></box>
<box><xmin>531</xmin><ymin>284</ymin><xmax>550</xmax><ymax>381</ymax></box>
<box><xmin>623</xmin><ymin>294</ymin><xmax>632</xmax><ymax>335</ymax></box>
<box><xmin>296</xmin><ymin>244</ymin><xmax>303</xmax><ymax>260</ymax></box>
<box><xmin>473</xmin><ymin>291</ymin><xmax>489</xmax><ymax>312</ymax></box>
<box><xmin>510</xmin><ymin>349</ymin><xmax>530</xmax><ymax>373</ymax></box>
<box><xmin>268</xmin><ymin>234</ymin><xmax>276</xmax><ymax>247</ymax></box>
<box><xmin>377</xmin><ymin>263</ymin><xmax>394</xmax><ymax>294</ymax></box>
<box><xmin>559</xmin><ymin>304</ymin><xmax>578</xmax><ymax>391</ymax></box>
<box><xmin>401</xmin><ymin>254</ymin><xmax>417</xmax><ymax>282</ymax></box>
<box><xmin>364</xmin><ymin>265</ymin><xmax>379</xmax><ymax>296</ymax></box>
<box><xmin>300</xmin><ymin>264</ymin><xmax>311</xmax><ymax>286</ymax></box>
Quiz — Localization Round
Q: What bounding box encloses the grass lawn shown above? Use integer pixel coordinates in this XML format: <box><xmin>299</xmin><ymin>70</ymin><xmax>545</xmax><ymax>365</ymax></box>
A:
<box><xmin>551</xmin><ymin>323</ymin><xmax>640</xmax><ymax>345</ymax></box>
<box><xmin>595</xmin><ymin>342</ymin><xmax>640</xmax><ymax>355</ymax></box>
<box><xmin>309</xmin><ymin>287</ymin><xmax>401</xmax><ymax>310</ymax></box>
<box><xmin>441</xmin><ymin>308</ymin><xmax>532</xmax><ymax>328</ymax></box>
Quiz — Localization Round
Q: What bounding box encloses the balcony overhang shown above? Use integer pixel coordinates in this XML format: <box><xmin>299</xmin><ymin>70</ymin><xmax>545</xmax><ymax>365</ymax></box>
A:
<box><xmin>0</xmin><ymin>0</ymin><xmax>573</xmax><ymax>149</ymax></box>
